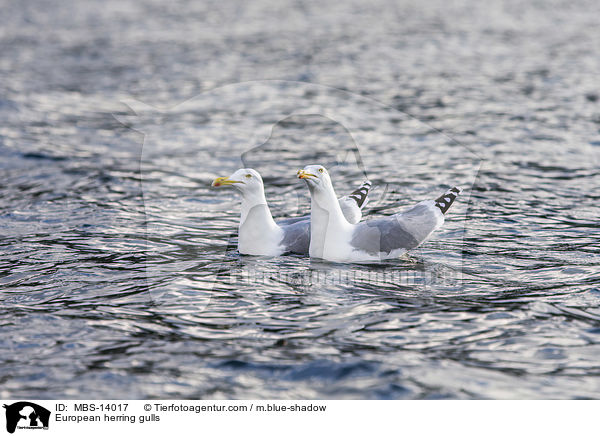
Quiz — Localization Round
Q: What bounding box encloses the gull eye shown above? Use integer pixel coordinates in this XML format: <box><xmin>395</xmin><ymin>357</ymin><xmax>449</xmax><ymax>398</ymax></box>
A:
<box><xmin>318</xmin><ymin>168</ymin><xmax>324</xmax><ymax>173</ymax></box>
<box><xmin>245</xmin><ymin>174</ymin><xmax>252</xmax><ymax>179</ymax></box>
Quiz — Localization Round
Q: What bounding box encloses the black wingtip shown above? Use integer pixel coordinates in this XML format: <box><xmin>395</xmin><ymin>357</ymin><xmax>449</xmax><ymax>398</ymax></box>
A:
<box><xmin>348</xmin><ymin>180</ymin><xmax>371</xmax><ymax>208</ymax></box>
<box><xmin>434</xmin><ymin>187</ymin><xmax>461</xmax><ymax>215</ymax></box>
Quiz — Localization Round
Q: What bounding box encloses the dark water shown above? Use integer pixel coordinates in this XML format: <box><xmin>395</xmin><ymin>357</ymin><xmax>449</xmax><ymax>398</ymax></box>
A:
<box><xmin>1</xmin><ymin>0</ymin><xmax>599</xmax><ymax>399</ymax></box>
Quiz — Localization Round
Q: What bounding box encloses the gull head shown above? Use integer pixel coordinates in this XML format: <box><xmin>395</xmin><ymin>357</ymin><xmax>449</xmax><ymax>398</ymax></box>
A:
<box><xmin>211</xmin><ymin>168</ymin><xmax>264</xmax><ymax>195</ymax></box>
<box><xmin>297</xmin><ymin>164</ymin><xmax>332</xmax><ymax>193</ymax></box>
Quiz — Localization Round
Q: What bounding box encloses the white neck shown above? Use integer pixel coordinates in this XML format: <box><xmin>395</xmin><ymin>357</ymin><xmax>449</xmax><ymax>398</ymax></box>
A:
<box><xmin>239</xmin><ymin>188</ymin><xmax>273</xmax><ymax>223</ymax></box>
<box><xmin>237</xmin><ymin>188</ymin><xmax>283</xmax><ymax>255</ymax></box>
<box><xmin>308</xmin><ymin>182</ymin><xmax>353</xmax><ymax>259</ymax></box>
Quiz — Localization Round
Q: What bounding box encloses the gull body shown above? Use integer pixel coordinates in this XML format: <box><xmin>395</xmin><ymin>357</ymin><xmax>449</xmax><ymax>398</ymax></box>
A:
<box><xmin>212</xmin><ymin>168</ymin><xmax>371</xmax><ymax>256</ymax></box>
<box><xmin>298</xmin><ymin>164</ymin><xmax>460</xmax><ymax>263</ymax></box>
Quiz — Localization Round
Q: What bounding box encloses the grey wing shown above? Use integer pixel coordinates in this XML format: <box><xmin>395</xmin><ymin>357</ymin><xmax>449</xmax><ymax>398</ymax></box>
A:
<box><xmin>276</xmin><ymin>215</ymin><xmax>310</xmax><ymax>226</ymax></box>
<box><xmin>280</xmin><ymin>219</ymin><xmax>310</xmax><ymax>254</ymax></box>
<box><xmin>351</xmin><ymin>200</ymin><xmax>444</xmax><ymax>256</ymax></box>
<box><xmin>338</xmin><ymin>180</ymin><xmax>372</xmax><ymax>224</ymax></box>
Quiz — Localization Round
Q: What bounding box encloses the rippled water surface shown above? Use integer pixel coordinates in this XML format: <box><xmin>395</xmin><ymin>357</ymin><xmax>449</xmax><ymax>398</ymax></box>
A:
<box><xmin>1</xmin><ymin>0</ymin><xmax>600</xmax><ymax>399</ymax></box>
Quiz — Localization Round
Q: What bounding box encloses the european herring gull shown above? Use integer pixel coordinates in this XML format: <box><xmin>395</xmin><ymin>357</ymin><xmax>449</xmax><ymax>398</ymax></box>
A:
<box><xmin>297</xmin><ymin>164</ymin><xmax>460</xmax><ymax>262</ymax></box>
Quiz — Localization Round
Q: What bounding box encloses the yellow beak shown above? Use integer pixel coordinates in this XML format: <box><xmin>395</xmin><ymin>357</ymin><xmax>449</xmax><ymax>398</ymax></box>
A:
<box><xmin>211</xmin><ymin>177</ymin><xmax>243</xmax><ymax>187</ymax></box>
<box><xmin>297</xmin><ymin>169</ymin><xmax>316</xmax><ymax>179</ymax></box>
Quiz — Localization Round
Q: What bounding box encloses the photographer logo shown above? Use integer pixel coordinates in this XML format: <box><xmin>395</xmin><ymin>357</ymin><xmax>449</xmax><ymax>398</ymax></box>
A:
<box><xmin>3</xmin><ymin>402</ymin><xmax>50</xmax><ymax>434</ymax></box>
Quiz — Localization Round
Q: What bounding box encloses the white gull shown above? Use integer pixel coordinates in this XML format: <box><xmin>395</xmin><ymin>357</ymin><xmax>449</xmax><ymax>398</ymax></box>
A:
<box><xmin>298</xmin><ymin>164</ymin><xmax>460</xmax><ymax>262</ymax></box>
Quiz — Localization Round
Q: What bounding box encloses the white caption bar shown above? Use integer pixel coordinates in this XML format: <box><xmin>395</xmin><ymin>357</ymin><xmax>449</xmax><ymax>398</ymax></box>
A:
<box><xmin>1</xmin><ymin>400</ymin><xmax>596</xmax><ymax>436</ymax></box>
